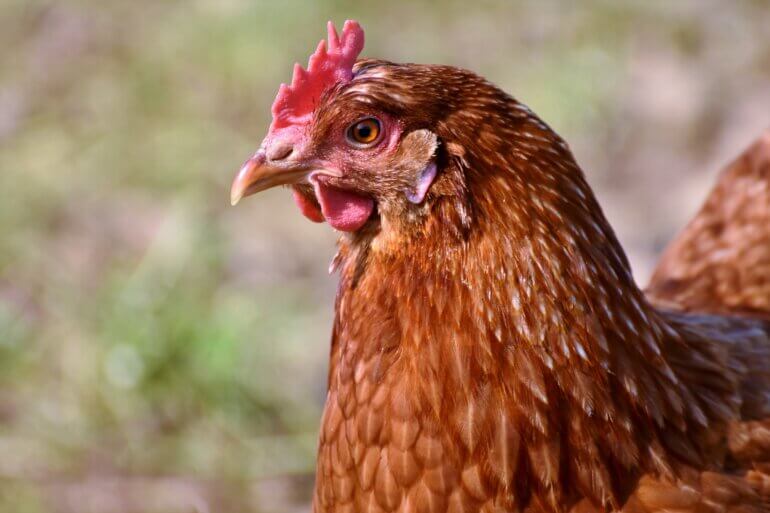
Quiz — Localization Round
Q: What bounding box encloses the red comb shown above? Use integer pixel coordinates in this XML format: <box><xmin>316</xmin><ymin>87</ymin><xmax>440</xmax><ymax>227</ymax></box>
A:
<box><xmin>268</xmin><ymin>20</ymin><xmax>365</xmax><ymax>135</ymax></box>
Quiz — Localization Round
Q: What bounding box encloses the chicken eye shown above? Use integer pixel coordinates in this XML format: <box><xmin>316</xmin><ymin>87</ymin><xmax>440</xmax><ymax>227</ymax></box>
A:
<box><xmin>346</xmin><ymin>118</ymin><xmax>381</xmax><ymax>147</ymax></box>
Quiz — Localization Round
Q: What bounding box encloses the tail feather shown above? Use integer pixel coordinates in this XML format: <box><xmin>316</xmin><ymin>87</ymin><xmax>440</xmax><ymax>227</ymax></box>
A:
<box><xmin>647</xmin><ymin>130</ymin><xmax>770</xmax><ymax>318</ymax></box>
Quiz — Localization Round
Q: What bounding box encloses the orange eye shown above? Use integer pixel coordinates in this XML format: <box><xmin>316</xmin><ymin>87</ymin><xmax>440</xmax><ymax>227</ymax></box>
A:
<box><xmin>346</xmin><ymin>118</ymin><xmax>381</xmax><ymax>146</ymax></box>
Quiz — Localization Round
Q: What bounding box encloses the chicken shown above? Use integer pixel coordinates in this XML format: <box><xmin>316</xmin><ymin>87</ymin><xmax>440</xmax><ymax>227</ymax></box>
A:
<box><xmin>230</xmin><ymin>21</ymin><xmax>770</xmax><ymax>513</ymax></box>
<box><xmin>648</xmin><ymin>131</ymin><xmax>770</xmax><ymax>317</ymax></box>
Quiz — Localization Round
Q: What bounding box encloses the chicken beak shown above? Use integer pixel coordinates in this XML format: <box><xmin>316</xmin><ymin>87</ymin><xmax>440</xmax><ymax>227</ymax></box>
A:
<box><xmin>230</xmin><ymin>151</ymin><xmax>308</xmax><ymax>206</ymax></box>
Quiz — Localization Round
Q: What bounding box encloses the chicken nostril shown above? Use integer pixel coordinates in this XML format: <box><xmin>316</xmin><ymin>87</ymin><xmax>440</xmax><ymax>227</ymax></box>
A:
<box><xmin>267</xmin><ymin>143</ymin><xmax>294</xmax><ymax>162</ymax></box>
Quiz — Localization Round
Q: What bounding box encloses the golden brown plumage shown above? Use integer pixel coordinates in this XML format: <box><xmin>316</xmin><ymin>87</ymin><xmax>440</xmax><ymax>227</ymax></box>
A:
<box><xmin>230</xmin><ymin>22</ymin><xmax>770</xmax><ymax>513</ymax></box>
<box><xmin>648</xmin><ymin>131</ymin><xmax>770</xmax><ymax>317</ymax></box>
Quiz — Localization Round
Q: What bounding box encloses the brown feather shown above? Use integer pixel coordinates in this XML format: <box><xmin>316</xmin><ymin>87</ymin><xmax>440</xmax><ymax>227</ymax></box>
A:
<box><xmin>275</xmin><ymin>61</ymin><xmax>770</xmax><ymax>512</ymax></box>
<box><xmin>648</xmin><ymin>131</ymin><xmax>770</xmax><ymax>317</ymax></box>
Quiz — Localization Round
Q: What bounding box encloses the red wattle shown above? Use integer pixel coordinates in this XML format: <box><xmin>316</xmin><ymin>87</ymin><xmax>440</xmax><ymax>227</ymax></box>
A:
<box><xmin>314</xmin><ymin>182</ymin><xmax>374</xmax><ymax>232</ymax></box>
<box><xmin>292</xmin><ymin>187</ymin><xmax>325</xmax><ymax>223</ymax></box>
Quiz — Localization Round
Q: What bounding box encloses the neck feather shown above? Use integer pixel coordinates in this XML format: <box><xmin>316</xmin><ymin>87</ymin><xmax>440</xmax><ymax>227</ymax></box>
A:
<box><xmin>328</xmin><ymin>108</ymin><xmax>737</xmax><ymax>510</ymax></box>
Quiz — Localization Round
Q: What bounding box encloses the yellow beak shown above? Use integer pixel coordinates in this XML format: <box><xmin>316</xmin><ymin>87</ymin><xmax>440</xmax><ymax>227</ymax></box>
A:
<box><xmin>230</xmin><ymin>151</ymin><xmax>308</xmax><ymax>206</ymax></box>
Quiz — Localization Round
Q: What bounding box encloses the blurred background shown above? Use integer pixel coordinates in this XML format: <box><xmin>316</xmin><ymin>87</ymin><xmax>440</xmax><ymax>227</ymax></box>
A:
<box><xmin>1</xmin><ymin>0</ymin><xmax>768</xmax><ymax>511</ymax></box>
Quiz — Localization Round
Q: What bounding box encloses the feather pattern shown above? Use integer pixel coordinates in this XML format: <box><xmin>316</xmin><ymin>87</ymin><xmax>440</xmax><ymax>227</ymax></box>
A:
<box><xmin>233</xmin><ymin>26</ymin><xmax>770</xmax><ymax>509</ymax></box>
<box><xmin>303</xmin><ymin>61</ymin><xmax>770</xmax><ymax>513</ymax></box>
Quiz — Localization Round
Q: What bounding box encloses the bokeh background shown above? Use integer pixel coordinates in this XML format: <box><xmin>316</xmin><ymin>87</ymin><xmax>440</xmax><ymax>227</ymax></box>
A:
<box><xmin>1</xmin><ymin>1</ymin><xmax>769</xmax><ymax>511</ymax></box>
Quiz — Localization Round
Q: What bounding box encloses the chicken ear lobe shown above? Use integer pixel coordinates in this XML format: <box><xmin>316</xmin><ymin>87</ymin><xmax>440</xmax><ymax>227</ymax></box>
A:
<box><xmin>394</xmin><ymin>130</ymin><xmax>474</xmax><ymax>238</ymax></box>
<box><xmin>396</xmin><ymin>129</ymin><xmax>439</xmax><ymax>204</ymax></box>
<box><xmin>405</xmin><ymin>162</ymin><xmax>437</xmax><ymax>204</ymax></box>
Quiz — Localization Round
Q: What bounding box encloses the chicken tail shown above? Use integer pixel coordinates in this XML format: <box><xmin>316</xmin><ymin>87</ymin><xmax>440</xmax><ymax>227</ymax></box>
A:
<box><xmin>647</xmin><ymin>130</ymin><xmax>770</xmax><ymax>318</ymax></box>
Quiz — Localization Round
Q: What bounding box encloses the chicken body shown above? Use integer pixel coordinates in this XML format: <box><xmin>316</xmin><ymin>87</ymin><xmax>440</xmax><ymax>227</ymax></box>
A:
<box><xmin>228</xmin><ymin>23</ymin><xmax>770</xmax><ymax>512</ymax></box>
<box><xmin>310</xmin><ymin>63</ymin><xmax>770</xmax><ymax>513</ymax></box>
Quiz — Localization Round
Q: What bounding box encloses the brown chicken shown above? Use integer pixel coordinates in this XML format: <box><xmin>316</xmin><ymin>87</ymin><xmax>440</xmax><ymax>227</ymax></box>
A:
<box><xmin>230</xmin><ymin>21</ymin><xmax>770</xmax><ymax>513</ymax></box>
